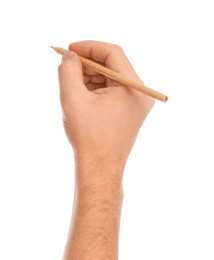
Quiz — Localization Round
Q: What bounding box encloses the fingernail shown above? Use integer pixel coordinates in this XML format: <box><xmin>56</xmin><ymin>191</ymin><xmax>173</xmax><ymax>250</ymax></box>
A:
<box><xmin>61</xmin><ymin>51</ymin><xmax>75</xmax><ymax>64</ymax></box>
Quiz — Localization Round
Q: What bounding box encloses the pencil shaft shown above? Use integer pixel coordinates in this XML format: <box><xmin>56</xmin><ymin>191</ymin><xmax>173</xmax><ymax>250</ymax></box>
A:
<box><xmin>51</xmin><ymin>47</ymin><xmax>168</xmax><ymax>102</ymax></box>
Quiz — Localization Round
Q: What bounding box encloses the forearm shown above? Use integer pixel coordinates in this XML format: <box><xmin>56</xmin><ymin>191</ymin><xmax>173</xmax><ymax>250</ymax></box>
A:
<box><xmin>62</xmin><ymin>159</ymin><xmax>124</xmax><ymax>260</ymax></box>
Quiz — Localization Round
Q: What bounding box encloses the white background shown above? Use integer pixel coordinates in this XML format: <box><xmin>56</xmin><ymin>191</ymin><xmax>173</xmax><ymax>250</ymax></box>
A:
<box><xmin>0</xmin><ymin>0</ymin><xmax>213</xmax><ymax>259</ymax></box>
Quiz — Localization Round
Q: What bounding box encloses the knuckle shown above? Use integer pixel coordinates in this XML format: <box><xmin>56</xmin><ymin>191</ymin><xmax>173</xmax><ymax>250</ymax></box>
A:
<box><xmin>58</xmin><ymin>64</ymin><xmax>63</xmax><ymax>73</ymax></box>
<box><xmin>60</xmin><ymin>93</ymin><xmax>82</xmax><ymax>112</ymax></box>
<box><xmin>112</xmin><ymin>44</ymin><xmax>123</xmax><ymax>52</ymax></box>
<box><xmin>58</xmin><ymin>61</ymin><xmax>71</xmax><ymax>74</ymax></box>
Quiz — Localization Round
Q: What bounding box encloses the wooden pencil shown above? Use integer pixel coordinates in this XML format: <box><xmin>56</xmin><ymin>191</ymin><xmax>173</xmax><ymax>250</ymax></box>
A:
<box><xmin>51</xmin><ymin>46</ymin><xmax>168</xmax><ymax>103</ymax></box>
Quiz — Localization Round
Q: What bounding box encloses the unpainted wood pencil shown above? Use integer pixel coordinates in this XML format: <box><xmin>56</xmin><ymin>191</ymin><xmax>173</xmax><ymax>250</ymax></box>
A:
<box><xmin>51</xmin><ymin>46</ymin><xmax>168</xmax><ymax>103</ymax></box>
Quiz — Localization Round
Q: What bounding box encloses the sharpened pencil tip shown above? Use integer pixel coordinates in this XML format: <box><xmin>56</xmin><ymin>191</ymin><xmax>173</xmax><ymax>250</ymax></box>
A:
<box><xmin>50</xmin><ymin>46</ymin><xmax>67</xmax><ymax>55</ymax></box>
<box><xmin>164</xmin><ymin>96</ymin><xmax>168</xmax><ymax>102</ymax></box>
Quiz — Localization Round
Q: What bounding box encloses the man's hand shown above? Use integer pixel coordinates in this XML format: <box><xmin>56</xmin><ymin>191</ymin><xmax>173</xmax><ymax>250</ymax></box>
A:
<box><xmin>58</xmin><ymin>41</ymin><xmax>154</xmax><ymax>260</ymax></box>
<box><xmin>58</xmin><ymin>40</ymin><xmax>154</xmax><ymax>169</ymax></box>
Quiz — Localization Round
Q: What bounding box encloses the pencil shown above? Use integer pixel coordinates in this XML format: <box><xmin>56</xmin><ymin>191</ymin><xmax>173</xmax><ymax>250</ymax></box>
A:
<box><xmin>51</xmin><ymin>46</ymin><xmax>168</xmax><ymax>103</ymax></box>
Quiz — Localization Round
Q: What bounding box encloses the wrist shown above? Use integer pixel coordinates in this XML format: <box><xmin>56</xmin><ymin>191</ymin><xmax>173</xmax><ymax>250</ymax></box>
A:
<box><xmin>74</xmin><ymin>154</ymin><xmax>125</xmax><ymax>197</ymax></box>
<box><xmin>73</xmin><ymin>143</ymin><xmax>130</xmax><ymax>169</ymax></box>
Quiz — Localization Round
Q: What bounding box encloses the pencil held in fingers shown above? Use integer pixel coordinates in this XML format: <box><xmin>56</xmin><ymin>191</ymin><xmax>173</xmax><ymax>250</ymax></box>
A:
<box><xmin>51</xmin><ymin>46</ymin><xmax>168</xmax><ymax>102</ymax></box>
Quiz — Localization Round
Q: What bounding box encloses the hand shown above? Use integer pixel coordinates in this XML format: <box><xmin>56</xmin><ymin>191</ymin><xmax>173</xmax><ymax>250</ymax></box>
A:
<box><xmin>58</xmin><ymin>41</ymin><xmax>154</xmax><ymax>170</ymax></box>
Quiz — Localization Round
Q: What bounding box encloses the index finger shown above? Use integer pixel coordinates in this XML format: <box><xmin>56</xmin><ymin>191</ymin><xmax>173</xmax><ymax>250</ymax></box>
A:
<box><xmin>69</xmin><ymin>40</ymin><xmax>140</xmax><ymax>80</ymax></box>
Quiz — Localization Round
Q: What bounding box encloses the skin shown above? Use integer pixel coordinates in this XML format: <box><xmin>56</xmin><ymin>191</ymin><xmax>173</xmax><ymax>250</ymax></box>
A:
<box><xmin>58</xmin><ymin>40</ymin><xmax>154</xmax><ymax>260</ymax></box>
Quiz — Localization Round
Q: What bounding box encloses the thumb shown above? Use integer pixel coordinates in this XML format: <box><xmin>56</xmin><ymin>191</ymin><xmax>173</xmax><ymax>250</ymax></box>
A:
<box><xmin>58</xmin><ymin>51</ymin><xmax>87</xmax><ymax>99</ymax></box>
